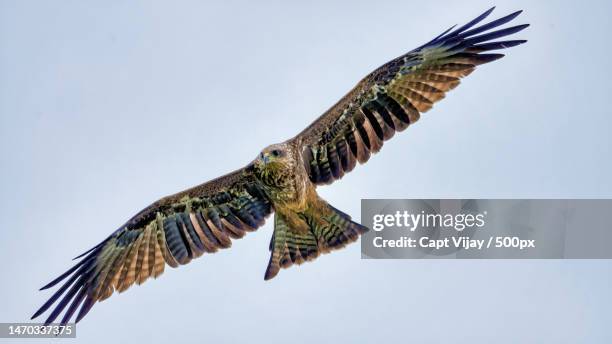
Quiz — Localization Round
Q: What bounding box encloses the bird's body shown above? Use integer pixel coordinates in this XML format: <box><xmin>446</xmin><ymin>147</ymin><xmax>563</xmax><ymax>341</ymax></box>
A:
<box><xmin>255</xmin><ymin>142</ymin><xmax>307</xmax><ymax>208</ymax></box>
<box><xmin>33</xmin><ymin>7</ymin><xmax>528</xmax><ymax>326</ymax></box>
<box><xmin>253</xmin><ymin>141</ymin><xmax>370</xmax><ymax>278</ymax></box>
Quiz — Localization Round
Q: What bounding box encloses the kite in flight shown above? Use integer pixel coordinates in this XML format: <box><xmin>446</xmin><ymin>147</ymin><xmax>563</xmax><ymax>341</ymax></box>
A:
<box><xmin>33</xmin><ymin>7</ymin><xmax>527</xmax><ymax>325</ymax></box>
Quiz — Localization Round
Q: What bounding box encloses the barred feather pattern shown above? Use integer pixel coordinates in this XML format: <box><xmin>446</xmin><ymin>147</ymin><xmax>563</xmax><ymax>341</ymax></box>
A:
<box><xmin>32</xmin><ymin>170</ymin><xmax>271</xmax><ymax>325</ymax></box>
<box><xmin>32</xmin><ymin>7</ymin><xmax>528</xmax><ymax>326</ymax></box>
<box><xmin>264</xmin><ymin>202</ymin><xmax>368</xmax><ymax>280</ymax></box>
<box><xmin>300</xmin><ymin>7</ymin><xmax>528</xmax><ymax>185</ymax></box>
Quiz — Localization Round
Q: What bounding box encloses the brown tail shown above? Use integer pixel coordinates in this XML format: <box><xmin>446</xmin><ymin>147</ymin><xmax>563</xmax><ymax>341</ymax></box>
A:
<box><xmin>264</xmin><ymin>200</ymin><xmax>369</xmax><ymax>280</ymax></box>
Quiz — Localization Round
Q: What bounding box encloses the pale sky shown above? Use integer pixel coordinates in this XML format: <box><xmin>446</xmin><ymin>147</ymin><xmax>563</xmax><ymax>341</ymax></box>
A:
<box><xmin>1</xmin><ymin>1</ymin><xmax>611</xmax><ymax>343</ymax></box>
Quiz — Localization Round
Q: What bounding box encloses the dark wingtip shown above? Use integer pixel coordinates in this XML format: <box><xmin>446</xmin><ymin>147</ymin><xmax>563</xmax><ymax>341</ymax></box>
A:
<box><xmin>75</xmin><ymin>298</ymin><xmax>95</xmax><ymax>323</ymax></box>
<box><xmin>479</xmin><ymin>53</ymin><xmax>506</xmax><ymax>64</ymax></box>
<box><xmin>30</xmin><ymin>301</ymin><xmax>48</xmax><ymax>320</ymax></box>
<box><xmin>444</xmin><ymin>6</ymin><xmax>496</xmax><ymax>40</ymax></box>
<box><xmin>72</xmin><ymin>241</ymin><xmax>104</xmax><ymax>260</ymax></box>
<box><xmin>511</xmin><ymin>23</ymin><xmax>531</xmax><ymax>36</ymax></box>
<box><xmin>264</xmin><ymin>270</ymin><xmax>276</xmax><ymax>281</ymax></box>
<box><xmin>39</xmin><ymin>281</ymin><xmax>57</xmax><ymax>291</ymax></box>
<box><xmin>438</xmin><ymin>24</ymin><xmax>457</xmax><ymax>39</ymax></box>
<box><xmin>500</xmin><ymin>10</ymin><xmax>524</xmax><ymax>24</ymax></box>
<box><xmin>508</xmin><ymin>39</ymin><xmax>528</xmax><ymax>46</ymax></box>
<box><xmin>504</xmin><ymin>39</ymin><xmax>528</xmax><ymax>48</ymax></box>
<box><xmin>39</xmin><ymin>264</ymin><xmax>78</xmax><ymax>290</ymax></box>
<box><xmin>478</xmin><ymin>6</ymin><xmax>496</xmax><ymax>20</ymax></box>
<box><xmin>263</xmin><ymin>262</ymin><xmax>279</xmax><ymax>281</ymax></box>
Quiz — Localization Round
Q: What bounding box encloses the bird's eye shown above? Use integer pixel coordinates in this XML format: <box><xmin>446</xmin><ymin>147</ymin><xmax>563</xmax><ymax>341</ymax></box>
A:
<box><xmin>271</xmin><ymin>149</ymin><xmax>281</xmax><ymax>157</ymax></box>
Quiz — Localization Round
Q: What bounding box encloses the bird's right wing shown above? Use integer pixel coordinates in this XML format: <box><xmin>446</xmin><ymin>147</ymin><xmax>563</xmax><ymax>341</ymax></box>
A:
<box><xmin>32</xmin><ymin>165</ymin><xmax>272</xmax><ymax>325</ymax></box>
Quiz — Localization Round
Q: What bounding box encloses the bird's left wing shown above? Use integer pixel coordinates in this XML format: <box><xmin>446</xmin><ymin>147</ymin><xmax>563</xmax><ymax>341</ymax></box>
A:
<box><xmin>32</xmin><ymin>165</ymin><xmax>271</xmax><ymax>325</ymax></box>
<box><xmin>295</xmin><ymin>7</ymin><xmax>528</xmax><ymax>185</ymax></box>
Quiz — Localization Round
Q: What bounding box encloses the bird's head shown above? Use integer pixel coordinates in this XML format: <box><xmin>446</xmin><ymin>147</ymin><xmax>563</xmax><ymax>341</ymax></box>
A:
<box><xmin>256</xmin><ymin>144</ymin><xmax>290</xmax><ymax>172</ymax></box>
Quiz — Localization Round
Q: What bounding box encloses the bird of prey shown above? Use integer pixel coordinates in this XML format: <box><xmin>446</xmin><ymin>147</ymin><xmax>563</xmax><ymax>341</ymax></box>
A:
<box><xmin>33</xmin><ymin>7</ymin><xmax>527</xmax><ymax>325</ymax></box>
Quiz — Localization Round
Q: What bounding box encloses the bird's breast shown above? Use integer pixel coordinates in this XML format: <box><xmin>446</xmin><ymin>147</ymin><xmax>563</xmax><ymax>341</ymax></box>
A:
<box><xmin>256</xmin><ymin>162</ymin><xmax>309</xmax><ymax>208</ymax></box>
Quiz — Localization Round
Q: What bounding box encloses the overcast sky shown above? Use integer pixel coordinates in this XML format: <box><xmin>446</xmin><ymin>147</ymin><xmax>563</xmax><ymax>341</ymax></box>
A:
<box><xmin>1</xmin><ymin>1</ymin><xmax>611</xmax><ymax>343</ymax></box>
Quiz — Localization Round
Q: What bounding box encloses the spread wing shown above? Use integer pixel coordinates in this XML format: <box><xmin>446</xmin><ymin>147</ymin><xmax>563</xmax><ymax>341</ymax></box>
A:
<box><xmin>32</xmin><ymin>165</ymin><xmax>271</xmax><ymax>325</ymax></box>
<box><xmin>296</xmin><ymin>7</ymin><xmax>528</xmax><ymax>185</ymax></box>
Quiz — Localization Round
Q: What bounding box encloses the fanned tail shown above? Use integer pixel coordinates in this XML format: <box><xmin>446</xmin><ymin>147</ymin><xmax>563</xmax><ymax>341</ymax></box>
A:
<box><xmin>265</xmin><ymin>199</ymin><xmax>368</xmax><ymax>280</ymax></box>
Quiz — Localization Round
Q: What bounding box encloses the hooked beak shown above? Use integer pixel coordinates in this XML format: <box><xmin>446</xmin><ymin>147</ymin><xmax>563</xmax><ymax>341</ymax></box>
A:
<box><xmin>260</xmin><ymin>152</ymin><xmax>271</xmax><ymax>164</ymax></box>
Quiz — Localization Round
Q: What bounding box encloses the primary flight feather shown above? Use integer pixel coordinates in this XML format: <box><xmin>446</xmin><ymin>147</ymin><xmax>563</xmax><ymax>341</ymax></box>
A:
<box><xmin>33</xmin><ymin>7</ymin><xmax>528</xmax><ymax>325</ymax></box>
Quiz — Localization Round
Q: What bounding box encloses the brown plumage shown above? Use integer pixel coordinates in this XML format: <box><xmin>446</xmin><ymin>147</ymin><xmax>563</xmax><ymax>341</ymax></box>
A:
<box><xmin>32</xmin><ymin>7</ymin><xmax>527</xmax><ymax>325</ymax></box>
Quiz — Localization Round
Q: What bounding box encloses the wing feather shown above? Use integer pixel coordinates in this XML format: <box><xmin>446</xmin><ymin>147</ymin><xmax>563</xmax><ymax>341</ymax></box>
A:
<box><xmin>32</xmin><ymin>165</ymin><xmax>272</xmax><ymax>325</ymax></box>
<box><xmin>295</xmin><ymin>8</ymin><xmax>528</xmax><ymax>185</ymax></box>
